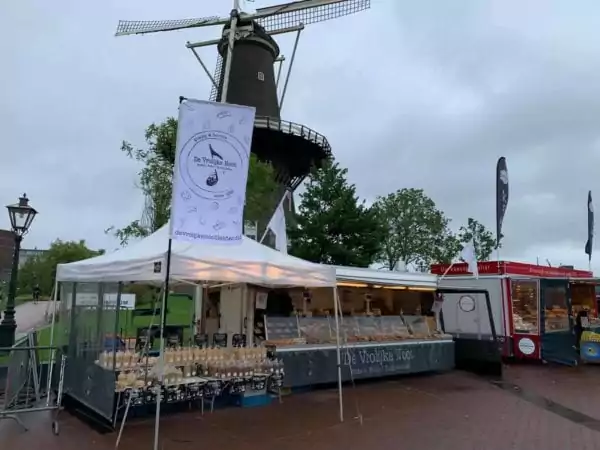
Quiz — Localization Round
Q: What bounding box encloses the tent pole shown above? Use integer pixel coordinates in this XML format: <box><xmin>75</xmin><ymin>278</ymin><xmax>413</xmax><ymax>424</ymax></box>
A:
<box><xmin>194</xmin><ymin>283</ymin><xmax>203</xmax><ymax>336</ymax></box>
<box><xmin>45</xmin><ymin>278</ymin><xmax>59</xmax><ymax>406</ymax></box>
<box><xmin>333</xmin><ymin>286</ymin><xmax>344</xmax><ymax>422</ymax></box>
<box><xmin>154</xmin><ymin>238</ymin><xmax>173</xmax><ymax>450</ymax></box>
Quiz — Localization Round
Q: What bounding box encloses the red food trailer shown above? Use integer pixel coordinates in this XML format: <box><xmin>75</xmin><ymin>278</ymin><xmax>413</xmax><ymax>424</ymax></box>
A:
<box><xmin>431</xmin><ymin>261</ymin><xmax>600</xmax><ymax>366</ymax></box>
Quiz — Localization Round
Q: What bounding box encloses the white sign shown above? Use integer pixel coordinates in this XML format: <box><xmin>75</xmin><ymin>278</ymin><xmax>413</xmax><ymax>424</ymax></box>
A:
<box><xmin>170</xmin><ymin>99</ymin><xmax>256</xmax><ymax>245</ymax></box>
<box><xmin>255</xmin><ymin>292</ymin><xmax>268</xmax><ymax>310</ymax></box>
<box><xmin>518</xmin><ymin>337</ymin><xmax>536</xmax><ymax>355</ymax></box>
<box><xmin>458</xmin><ymin>295</ymin><xmax>476</xmax><ymax>312</ymax></box>
<box><xmin>71</xmin><ymin>293</ymin><xmax>136</xmax><ymax>310</ymax></box>
<box><xmin>104</xmin><ymin>293</ymin><xmax>136</xmax><ymax>310</ymax></box>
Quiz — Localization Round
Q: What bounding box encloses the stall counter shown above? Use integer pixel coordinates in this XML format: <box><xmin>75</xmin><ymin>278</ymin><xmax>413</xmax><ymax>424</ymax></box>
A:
<box><xmin>275</xmin><ymin>338</ymin><xmax>454</xmax><ymax>388</ymax></box>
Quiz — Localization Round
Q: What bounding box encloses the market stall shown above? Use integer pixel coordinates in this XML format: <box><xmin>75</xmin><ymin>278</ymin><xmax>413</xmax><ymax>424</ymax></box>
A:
<box><xmin>433</xmin><ymin>261</ymin><xmax>599</xmax><ymax>366</ymax></box>
<box><xmin>53</xmin><ymin>225</ymin><xmax>338</xmax><ymax>430</ymax></box>
<box><xmin>258</xmin><ymin>267</ymin><xmax>455</xmax><ymax>387</ymax></box>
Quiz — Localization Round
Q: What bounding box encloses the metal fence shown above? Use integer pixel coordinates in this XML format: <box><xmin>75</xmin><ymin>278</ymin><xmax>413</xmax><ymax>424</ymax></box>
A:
<box><xmin>0</xmin><ymin>331</ymin><xmax>65</xmax><ymax>435</ymax></box>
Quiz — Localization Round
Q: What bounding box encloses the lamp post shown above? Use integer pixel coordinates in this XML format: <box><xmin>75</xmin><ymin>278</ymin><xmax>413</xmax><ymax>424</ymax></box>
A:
<box><xmin>0</xmin><ymin>194</ymin><xmax>37</xmax><ymax>348</ymax></box>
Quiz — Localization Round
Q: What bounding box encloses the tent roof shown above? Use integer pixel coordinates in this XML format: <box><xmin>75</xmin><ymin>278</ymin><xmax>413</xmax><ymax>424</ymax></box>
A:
<box><xmin>56</xmin><ymin>225</ymin><xmax>335</xmax><ymax>287</ymax></box>
<box><xmin>333</xmin><ymin>266</ymin><xmax>437</xmax><ymax>288</ymax></box>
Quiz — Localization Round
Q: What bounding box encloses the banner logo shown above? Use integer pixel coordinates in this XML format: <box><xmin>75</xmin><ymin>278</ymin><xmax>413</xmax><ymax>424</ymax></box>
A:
<box><xmin>180</xmin><ymin>131</ymin><xmax>244</xmax><ymax>201</ymax></box>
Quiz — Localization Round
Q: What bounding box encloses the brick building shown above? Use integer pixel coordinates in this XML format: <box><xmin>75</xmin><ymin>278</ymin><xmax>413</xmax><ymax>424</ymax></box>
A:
<box><xmin>0</xmin><ymin>229</ymin><xmax>15</xmax><ymax>282</ymax></box>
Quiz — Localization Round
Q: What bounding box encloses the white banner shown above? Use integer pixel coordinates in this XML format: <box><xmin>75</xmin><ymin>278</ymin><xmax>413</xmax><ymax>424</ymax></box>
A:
<box><xmin>170</xmin><ymin>99</ymin><xmax>256</xmax><ymax>244</ymax></box>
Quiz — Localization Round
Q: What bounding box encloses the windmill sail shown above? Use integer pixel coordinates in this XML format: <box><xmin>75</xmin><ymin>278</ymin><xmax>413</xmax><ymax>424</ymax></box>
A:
<box><xmin>115</xmin><ymin>0</ymin><xmax>371</xmax><ymax>37</ymax></box>
<box><xmin>210</xmin><ymin>55</ymin><xmax>224</xmax><ymax>102</ymax></box>
<box><xmin>256</xmin><ymin>0</ymin><xmax>371</xmax><ymax>33</ymax></box>
<box><xmin>115</xmin><ymin>16</ymin><xmax>224</xmax><ymax>36</ymax></box>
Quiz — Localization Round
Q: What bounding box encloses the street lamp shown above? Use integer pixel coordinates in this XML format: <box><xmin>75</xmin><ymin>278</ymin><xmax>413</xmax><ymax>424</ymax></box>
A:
<box><xmin>0</xmin><ymin>194</ymin><xmax>37</xmax><ymax>348</ymax></box>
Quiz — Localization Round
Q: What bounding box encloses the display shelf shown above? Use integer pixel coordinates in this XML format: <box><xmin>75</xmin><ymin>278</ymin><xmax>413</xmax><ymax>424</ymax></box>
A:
<box><xmin>403</xmin><ymin>315</ymin><xmax>430</xmax><ymax>338</ymax></box>
<box><xmin>298</xmin><ymin>317</ymin><xmax>333</xmax><ymax>343</ymax></box>
<box><xmin>275</xmin><ymin>337</ymin><xmax>454</xmax><ymax>353</ymax></box>
<box><xmin>511</xmin><ymin>280</ymin><xmax>539</xmax><ymax>334</ymax></box>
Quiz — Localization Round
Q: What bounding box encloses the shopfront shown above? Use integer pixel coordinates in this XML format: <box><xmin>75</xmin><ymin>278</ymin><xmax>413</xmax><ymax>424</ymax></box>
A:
<box><xmin>434</xmin><ymin>261</ymin><xmax>598</xmax><ymax>366</ymax></box>
<box><xmin>257</xmin><ymin>268</ymin><xmax>456</xmax><ymax>388</ymax></box>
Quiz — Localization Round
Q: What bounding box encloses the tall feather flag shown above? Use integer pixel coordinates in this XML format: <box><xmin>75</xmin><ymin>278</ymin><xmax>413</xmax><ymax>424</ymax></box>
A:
<box><xmin>496</xmin><ymin>157</ymin><xmax>509</xmax><ymax>248</ymax></box>
<box><xmin>585</xmin><ymin>190</ymin><xmax>594</xmax><ymax>263</ymax></box>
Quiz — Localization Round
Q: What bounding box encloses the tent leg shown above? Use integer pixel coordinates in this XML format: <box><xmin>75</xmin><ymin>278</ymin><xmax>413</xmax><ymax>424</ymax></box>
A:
<box><xmin>333</xmin><ymin>286</ymin><xmax>344</xmax><ymax>422</ymax></box>
<box><xmin>194</xmin><ymin>284</ymin><xmax>203</xmax><ymax>336</ymax></box>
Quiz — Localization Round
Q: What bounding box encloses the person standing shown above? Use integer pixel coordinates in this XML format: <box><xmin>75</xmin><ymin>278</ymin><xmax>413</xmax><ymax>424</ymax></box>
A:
<box><xmin>33</xmin><ymin>284</ymin><xmax>40</xmax><ymax>305</ymax></box>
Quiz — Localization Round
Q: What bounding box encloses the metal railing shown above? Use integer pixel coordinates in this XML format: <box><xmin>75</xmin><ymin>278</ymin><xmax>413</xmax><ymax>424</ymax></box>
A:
<box><xmin>0</xmin><ymin>331</ymin><xmax>65</xmax><ymax>435</ymax></box>
<box><xmin>254</xmin><ymin>116</ymin><xmax>332</xmax><ymax>156</ymax></box>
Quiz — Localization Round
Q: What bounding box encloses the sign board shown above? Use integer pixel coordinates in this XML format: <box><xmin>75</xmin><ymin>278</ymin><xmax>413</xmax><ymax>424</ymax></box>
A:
<box><xmin>255</xmin><ymin>292</ymin><xmax>268</xmax><ymax>310</ymax></box>
<box><xmin>265</xmin><ymin>317</ymin><xmax>299</xmax><ymax>340</ymax></box>
<box><xmin>276</xmin><ymin>341</ymin><xmax>454</xmax><ymax>388</ymax></box>
<box><xmin>431</xmin><ymin>261</ymin><xmax>593</xmax><ymax>278</ymax></box>
<box><xmin>517</xmin><ymin>337</ymin><xmax>536</xmax><ymax>355</ymax></box>
<box><xmin>70</xmin><ymin>293</ymin><xmax>136</xmax><ymax>310</ymax></box>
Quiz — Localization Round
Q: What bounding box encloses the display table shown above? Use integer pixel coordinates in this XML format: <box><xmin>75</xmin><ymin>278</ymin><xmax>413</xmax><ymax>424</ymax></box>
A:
<box><xmin>276</xmin><ymin>339</ymin><xmax>454</xmax><ymax>388</ymax></box>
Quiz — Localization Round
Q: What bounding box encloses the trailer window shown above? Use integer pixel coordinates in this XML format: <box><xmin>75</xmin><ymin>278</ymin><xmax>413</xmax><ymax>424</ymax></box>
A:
<box><xmin>511</xmin><ymin>280</ymin><xmax>538</xmax><ymax>334</ymax></box>
<box><xmin>571</xmin><ymin>283</ymin><xmax>596</xmax><ymax>315</ymax></box>
<box><xmin>543</xmin><ymin>285</ymin><xmax>569</xmax><ymax>332</ymax></box>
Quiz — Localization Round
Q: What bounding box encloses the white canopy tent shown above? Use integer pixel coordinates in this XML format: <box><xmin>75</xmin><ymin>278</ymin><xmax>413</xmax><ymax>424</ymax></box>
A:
<box><xmin>52</xmin><ymin>225</ymin><xmax>345</xmax><ymax>423</ymax></box>
<box><xmin>56</xmin><ymin>225</ymin><xmax>336</xmax><ymax>287</ymax></box>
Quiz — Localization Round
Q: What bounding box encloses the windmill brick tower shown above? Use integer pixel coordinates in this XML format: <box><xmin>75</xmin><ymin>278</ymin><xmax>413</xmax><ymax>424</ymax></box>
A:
<box><xmin>115</xmin><ymin>0</ymin><xmax>371</xmax><ymax>238</ymax></box>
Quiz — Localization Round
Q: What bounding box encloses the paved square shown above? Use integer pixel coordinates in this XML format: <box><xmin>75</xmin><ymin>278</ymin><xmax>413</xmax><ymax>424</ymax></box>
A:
<box><xmin>2</xmin><ymin>368</ymin><xmax>600</xmax><ymax>450</ymax></box>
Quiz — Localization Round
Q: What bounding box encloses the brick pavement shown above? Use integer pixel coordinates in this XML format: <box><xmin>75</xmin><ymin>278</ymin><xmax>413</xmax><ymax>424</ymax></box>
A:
<box><xmin>2</xmin><ymin>370</ymin><xmax>600</xmax><ymax>450</ymax></box>
<box><xmin>504</xmin><ymin>364</ymin><xmax>600</xmax><ymax>421</ymax></box>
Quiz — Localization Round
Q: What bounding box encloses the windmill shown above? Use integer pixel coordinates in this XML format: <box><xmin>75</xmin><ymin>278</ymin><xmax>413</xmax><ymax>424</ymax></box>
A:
<box><xmin>115</xmin><ymin>0</ymin><xmax>370</xmax><ymax>189</ymax></box>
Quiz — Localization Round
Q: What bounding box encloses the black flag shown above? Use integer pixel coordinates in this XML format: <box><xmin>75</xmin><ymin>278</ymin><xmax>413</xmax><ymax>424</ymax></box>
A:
<box><xmin>585</xmin><ymin>190</ymin><xmax>594</xmax><ymax>262</ymax></box>
<box><xmin>496</xmin><ymin>157</ymin><xmax>509</xmax><ymax>248</ymax></box>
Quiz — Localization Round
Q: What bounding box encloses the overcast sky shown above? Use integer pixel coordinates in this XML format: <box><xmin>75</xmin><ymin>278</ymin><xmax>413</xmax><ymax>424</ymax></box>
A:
<box><xmin>3</xmin><ymin>0</ymin><xmax>600</xmax><ymax>271</ymax></box>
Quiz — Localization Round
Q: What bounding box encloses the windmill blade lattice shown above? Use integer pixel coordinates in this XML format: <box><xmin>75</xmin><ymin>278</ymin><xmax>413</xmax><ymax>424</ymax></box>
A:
<box><xmin>209</xmin><ymin>55</ymin><xmax>224</xmax><ymax>101</ymax></box>
<box><xmin>256</xmin><ymin>0</ymin><xmax>370</xmax><ymax>33</ymax></box>
<box><xmin>115</xmin><ymin>16</ymin><xmax>223</xmax><ymax>36</ymax></box>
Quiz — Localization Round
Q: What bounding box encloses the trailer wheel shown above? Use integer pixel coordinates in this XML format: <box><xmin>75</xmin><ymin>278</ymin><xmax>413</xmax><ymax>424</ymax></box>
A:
<box><xmin>51</xmin><ymin>420</ymin><xmax>60</xmax><ymax>436</ymax></box>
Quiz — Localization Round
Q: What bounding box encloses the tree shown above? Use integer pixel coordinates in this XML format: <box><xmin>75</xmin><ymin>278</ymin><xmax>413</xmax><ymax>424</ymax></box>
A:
<box><xmin>430</xmin><ymin>232</ymin><xmax>462</xmax><ymax>266</ymax></box>
<box><xmin>457</xmin><ymin>217</ymin><xmax>497</xmax><ymax>261</ymax></box>
<box><xmin>109</xmin><ymin>118</ymin><xmax>280</xmax><ymax>245</ymax></box>
<box><xmin>18</xmin><ymin>240</ymin><xmax>103</xmax><ymax>296</ymax></box>
<box><xmin>289</xmin><ymin>161</ymin><xmax>382</xmax><ymax>267</ymax></box>
<box><xmin>372</xmin><ymin>188</ymin><xmax>456</xmax><ymax>270</ymax></box>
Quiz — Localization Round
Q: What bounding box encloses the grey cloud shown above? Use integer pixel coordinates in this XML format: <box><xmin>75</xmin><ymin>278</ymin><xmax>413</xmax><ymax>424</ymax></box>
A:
<box><xmin>3</xmin><ymin>0</ymin><xmax>600</xmax><ymax>272</ymax></box>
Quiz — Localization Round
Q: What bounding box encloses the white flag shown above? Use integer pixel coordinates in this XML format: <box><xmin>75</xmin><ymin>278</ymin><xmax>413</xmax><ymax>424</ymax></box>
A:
<box><xmin>461</xmin><ymin>239</ymin><xmax>479</xmax><ymax>277</ymax></box>
<box><xmin>265</xmin><ymin>193</ymin><xmax>289</xmax><ymax>254</ymax></box>
<box><xmin>170</xmin><ymin>99</ymin><xmax>256</xmax><ymax>244</ymax></box>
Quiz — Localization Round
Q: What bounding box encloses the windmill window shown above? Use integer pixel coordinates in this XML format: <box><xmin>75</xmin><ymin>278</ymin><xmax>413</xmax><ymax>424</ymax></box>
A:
<box><xmin>257</xmin><ymin>71</ymin><xmax>265</xmax><ymax>81</ymax></box>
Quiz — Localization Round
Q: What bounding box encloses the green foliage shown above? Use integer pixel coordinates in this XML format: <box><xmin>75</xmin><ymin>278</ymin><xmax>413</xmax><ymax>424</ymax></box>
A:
<box><xmin>289</xmin><ymin>161</ymin><xmax>382</xmax><ymax>267</ymax></box>
<box><xmin>245</xmin><ymin>155</ymin><xmax>280</xmax><ymax>230</ymax></box>
<box><xmin>429</xmin><ymin>232</ymin><xmax>462</xmax><ymax>266</ymax></box>
<box><xmin>110</xmin><ymin>117</ymin><xmax>279</xmax><ymax>245</ymax></box>
<box><xmin>18</xmin><ymin>240</ymin><xmax>103</xmax><ymax>296</ymax></box>
<box><xmin>372</xmin><ymin>188</ymin><xmax>456</xmax><ymax>270</ymax></box>
<box><xmin>457</xmin><ymin>217</ymin><xmax>497</xmax><ymax>261</ymax></box>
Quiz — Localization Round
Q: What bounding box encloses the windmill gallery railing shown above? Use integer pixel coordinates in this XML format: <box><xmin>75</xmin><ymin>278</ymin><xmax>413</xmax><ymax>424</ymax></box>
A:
<box><xmin>254</xmin><ymin>116</ymin><xmax>332</xmax><ymax>156</ymax></box>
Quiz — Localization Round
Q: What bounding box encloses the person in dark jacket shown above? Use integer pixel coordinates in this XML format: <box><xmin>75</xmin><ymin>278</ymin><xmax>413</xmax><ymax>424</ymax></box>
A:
<box><xmin>574</xmin><ymin>308</ymin><xmax>589</xmax><ymax>351</ymax></box>
<box><xmin>32</xmin><ymin>284</ymin><xmax>41</xmax><ymax>305</ymax></box>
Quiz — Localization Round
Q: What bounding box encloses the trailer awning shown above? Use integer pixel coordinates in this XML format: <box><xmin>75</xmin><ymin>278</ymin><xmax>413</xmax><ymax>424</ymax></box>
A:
<box><xmin>568</xmin><ymin>278</ymin><xmax>600</xmax><ymax>284</ymax></box>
